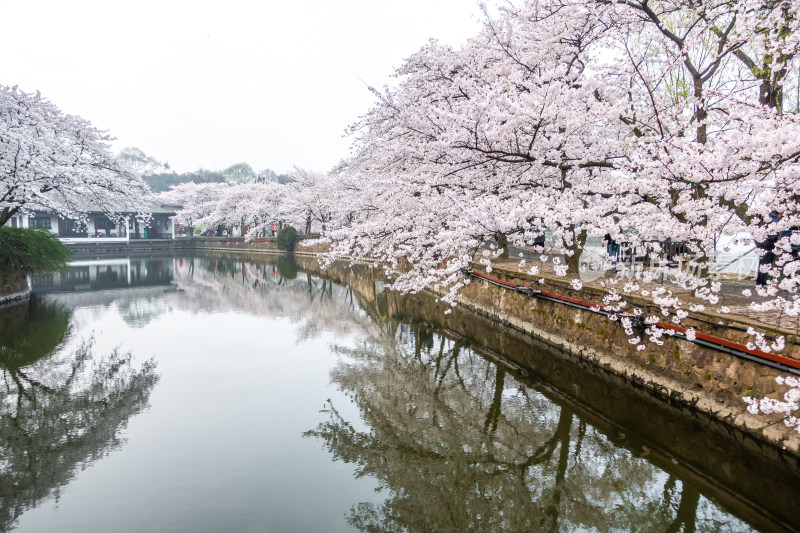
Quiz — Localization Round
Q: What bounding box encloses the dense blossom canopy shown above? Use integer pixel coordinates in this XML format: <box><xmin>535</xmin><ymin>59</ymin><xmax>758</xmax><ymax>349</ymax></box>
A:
<box><xmin>158</xmin><ymin>167</ymin><xmax>343</xmax><ymax>237</ymax></box>
<box><xmin>312</xmin><ymin>0</ymin><xmax>800</xmax><ymax>353</ymax></box>
<box><xmin>0</xmin><ymin>85</ymin><xmax>151</xmax><ymax>226</ymax></box>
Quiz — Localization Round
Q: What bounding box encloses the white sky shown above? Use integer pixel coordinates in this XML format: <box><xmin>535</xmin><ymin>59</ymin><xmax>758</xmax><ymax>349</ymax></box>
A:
<box><xmin>1</xmin><ymin>0</ymin><xmax>484</xmax><ymax>174</ymax></box>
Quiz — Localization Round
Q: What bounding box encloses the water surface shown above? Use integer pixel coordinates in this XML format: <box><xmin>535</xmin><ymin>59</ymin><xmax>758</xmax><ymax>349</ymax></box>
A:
<box><xmin>0</xmin><ymin>253</ymin><xmax>797</xmax><ymax>532</ymax></box>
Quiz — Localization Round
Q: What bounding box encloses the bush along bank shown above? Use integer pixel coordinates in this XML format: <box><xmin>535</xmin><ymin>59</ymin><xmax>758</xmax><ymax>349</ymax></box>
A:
<box><xmin>276</xmin><ymin>226</ymin><xmax>297</xmax><ymax>252</ymax></box>
<box><xmin>0</xmin><ymin>227</ymin><xmax>70</xmax><ymax>304</ymax></box>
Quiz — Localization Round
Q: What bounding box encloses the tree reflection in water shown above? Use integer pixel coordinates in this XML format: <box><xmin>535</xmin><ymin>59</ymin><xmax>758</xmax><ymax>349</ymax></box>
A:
<box><xmin>0</xmin><ymin>298</ymin><xmax>71</xmax><ymax>368</ymax></box>
<box><xmin>0</xmin><ymin>300</ymin><xmax>159</xmax><ymax>532</ymax></box>
<box><xmin>306</xmin><ymin>322</ymin><xmax>748</xmax><ymax>532</ymax></box>
<box><xmin>172</xmin><ymin>256</ymin><xmax>380</xmax><ymax>343</ymax></box>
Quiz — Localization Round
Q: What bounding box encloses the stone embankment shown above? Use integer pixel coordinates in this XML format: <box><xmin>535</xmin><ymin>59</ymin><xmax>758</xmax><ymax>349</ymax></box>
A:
<box><xmin>453</xmin><ymin>265</ymin><xmax>800</xmax><ymax>462</ymax></box>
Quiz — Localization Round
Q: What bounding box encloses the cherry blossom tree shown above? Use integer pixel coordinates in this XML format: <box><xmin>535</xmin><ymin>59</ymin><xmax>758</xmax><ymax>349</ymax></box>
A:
<box><xmin>320</xmin><ymin>1</ymin><xmax>625</xmax><ymax>297</ymax></box>
<box><xmin>317</xmin><ymin>0</ymin><xmax>800</xmax><ymax>353</ymax></box>
<box><xmin>159</xmin><ymin>181</ymin><xmax>286</xmax><ymax>238</ymax></box>
<box><xmin>206</xmin><ymin>182</ymin><xmax>286</xmax><ymax>237</ymax></box>
<box><xmin>284</xmin><ymin>167</ymin><xmax>339</xmax><ymax>234</ymax></box>
<box><xmin>0</xmin><ymin>85</ymin><xmax>151</xmax><ymax>226</ymax></box>
<box><xmin>157</xmin><ymin>181</ymin><xmax>228</xmax><ymax>233</ymax></box>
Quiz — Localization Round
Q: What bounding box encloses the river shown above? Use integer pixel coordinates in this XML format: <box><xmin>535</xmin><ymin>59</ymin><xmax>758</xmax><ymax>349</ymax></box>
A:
<box><xmin>0</xmin><ymin>252</ymin><xmax>797</xmax><ymax>532</ymax></box>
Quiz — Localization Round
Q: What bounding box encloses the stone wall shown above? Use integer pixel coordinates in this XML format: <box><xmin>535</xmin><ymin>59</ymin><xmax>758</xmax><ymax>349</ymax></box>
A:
<box><xmin>452</xmin><ymin>267</ymin><xmax>800</xmax><ymax>459</ymax></box>
<box><xmin>64</xmin><ymin>239</ymin><xmax>191</xmax><ymax>255</ymax></box>
<box><xmin>63</xmin><ymin>237</ymin><xmax>277</xmax><ymax>256</ymax></box>
<box><xmin>186</xmin><ymin>238</ymin><xmax>278</xmax><ymax>254</ymax></box>
<box><xmin>186</xmin><ymin>236</ymin><xmax>327</xmax><ymax>255</ymax></box>
<box><xmin>60</xmin><ymin>235</ymin><xmax>324</xmax><ymax>257</ymax></box>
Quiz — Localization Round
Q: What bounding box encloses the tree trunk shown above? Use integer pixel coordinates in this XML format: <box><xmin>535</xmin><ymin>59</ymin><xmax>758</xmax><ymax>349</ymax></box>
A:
<box><xmin>543</xmin><ymin>406</ymin><xmax>573</xmax><ymax>532</ymax></box>
<box><xmin>497</xmin><ymin>232</ymin><xmax>509</xmax><ymax>260</ymax></box>
<box><xmin>484</xmin><ymin>366</ymin><xmax>505</xmax><ymax>434</ymax></box>
<box><xmin>0</xmin><ymin>206</ymin><xmax>19</xmax><ymax>227</ymax></box>
<box><xmin>565</xmin><ymin>227</ymin><xmax>587</xmax><ymax>276</ymax></box>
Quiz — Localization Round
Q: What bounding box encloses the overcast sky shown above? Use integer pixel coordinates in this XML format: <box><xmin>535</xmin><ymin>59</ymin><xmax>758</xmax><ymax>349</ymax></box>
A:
<box><xmin>1</xmin><ymin>0</ymin><xmax>483</xmax><ymax>174</ymax></box>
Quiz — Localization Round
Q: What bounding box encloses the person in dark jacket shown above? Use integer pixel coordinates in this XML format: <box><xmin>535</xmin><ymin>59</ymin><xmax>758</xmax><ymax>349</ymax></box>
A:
<box><xmin>755</xmin><ymin>212</ymin><xmax>780</xmax><ymax>286</ymax></box>
<box><xmin>605</xmin><ymin>233</ymin><xmax>620</xmax><ymax>265</ymax></box>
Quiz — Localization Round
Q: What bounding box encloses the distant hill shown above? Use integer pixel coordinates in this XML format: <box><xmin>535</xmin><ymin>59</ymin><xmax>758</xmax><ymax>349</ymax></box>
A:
<box><xmin>143</xmin><ymin>170</ymin><xmax>226</xmax><ymax>193</ymax></box>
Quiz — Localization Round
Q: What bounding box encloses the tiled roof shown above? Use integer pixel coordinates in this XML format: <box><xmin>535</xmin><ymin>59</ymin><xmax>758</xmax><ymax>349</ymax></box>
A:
<box><xmin>33</xmin><ymin>191</ymin><xmax>177</xmax><ymax>216</ymax></box>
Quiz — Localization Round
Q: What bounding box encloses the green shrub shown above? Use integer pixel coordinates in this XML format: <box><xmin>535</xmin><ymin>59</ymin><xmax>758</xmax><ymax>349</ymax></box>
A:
<box><xmin>0</xmin><ymin>227</ymin><xmax>70</xmax><ymax>277</ymax></box>
<box><xmin>276</xmin><ymin>226</ymin><xmax>297</xmax><ymax>251</ymax></box>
